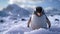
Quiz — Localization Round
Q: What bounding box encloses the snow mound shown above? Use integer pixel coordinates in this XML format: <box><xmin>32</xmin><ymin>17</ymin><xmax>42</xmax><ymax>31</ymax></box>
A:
<box><xmin>2</xmin><ymin>15</ymin><xmax>60</xmax><ymax>34</ymax></box>
<box><xmin>25</xmin><ymin>28</ymin><xmax>60</xmax><ymax>34</ymax></box>
<box><xmin>4</xmin><ymin>25</ymin><xmax>31</xmax><ymax>34</ymax></box>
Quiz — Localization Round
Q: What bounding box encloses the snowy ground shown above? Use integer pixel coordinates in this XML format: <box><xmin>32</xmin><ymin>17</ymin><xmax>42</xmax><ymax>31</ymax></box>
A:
<box><xmin>0</xmin><ymin>15</ymin><xmax>60</xmax><ymax>34</ymax></box>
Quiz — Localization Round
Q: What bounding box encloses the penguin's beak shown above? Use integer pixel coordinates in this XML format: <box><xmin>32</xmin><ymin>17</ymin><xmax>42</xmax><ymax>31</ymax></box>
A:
<box><xmin>37</xmin><ymin>12</ymin><xmax>41</xmax><ymax>16</ymax></box>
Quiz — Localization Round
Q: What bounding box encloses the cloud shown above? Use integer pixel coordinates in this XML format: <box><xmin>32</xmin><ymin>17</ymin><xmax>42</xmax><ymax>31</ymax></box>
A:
<box><xmin>9</xmin><ymin>0</ymin><xmax>44</xmax><ymax>8</ymax></box>
<box><xmin>0</xmin><ymin>7</ymin><xmax>3</xmax><ymax>10</ymax></box>
<box><xmin>9</xmin><ymin>0</ymin><xmax>44</xmax><ymax>3</ymax></box>
<box><xmin>9</xmin><ymin>0</ymin><xmax>44</xmax><ymax>5</ymax></box>
<box><xmin>59</xmin><ymin>0</ymin><xmax>60</xmax><ymax>1</ymax></box>
<box><xmin>9</xmin><ymin>0</ymin><xmax>13</xmax><ymax>4</ymax></box>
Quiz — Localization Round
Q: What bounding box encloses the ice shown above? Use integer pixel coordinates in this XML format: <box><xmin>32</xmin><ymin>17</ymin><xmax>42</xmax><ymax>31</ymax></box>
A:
<box><xmin>24</xmin><ymin>28</ymin><xmax>60</xmax><ymax>34</ymax></box>
<box><xmin>0</xmin><ymin>15</ymin><xmax>60</xmax><ymax>34</ymax></box>
<box><xmin>3</xmin><ymin>19</ymin><xmax>31</xmax><ymax>34</ymax></box>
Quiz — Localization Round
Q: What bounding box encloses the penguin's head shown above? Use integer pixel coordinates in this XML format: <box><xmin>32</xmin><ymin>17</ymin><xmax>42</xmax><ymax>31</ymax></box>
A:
<box><xmin>34</xmin><ymin>6</ymin><xmax>45</xmax><ymax>16</ymax></box>
<box><xmin>36</xmin><ymin>7</ymin><xmax>42</xmax><ymax>13</ymax></box>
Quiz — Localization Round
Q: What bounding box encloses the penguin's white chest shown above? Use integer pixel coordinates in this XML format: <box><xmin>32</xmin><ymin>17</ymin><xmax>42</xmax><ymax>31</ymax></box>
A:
<box><xmin>30</xmin><ymin>15</ymin><xmax>47</xmax><ymax>29</ymax></box>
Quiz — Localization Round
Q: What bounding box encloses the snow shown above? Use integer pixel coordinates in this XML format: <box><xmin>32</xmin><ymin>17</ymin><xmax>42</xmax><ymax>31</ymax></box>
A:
<box><xmin>0</xmin><ymin>15</ymin><xmax>60</xmax><ymax>34</ymax></box>
<box><xmin>3</xmin><ymin>18</ymin><xmax>31</xmax><ymax>34</ymax></box>
<box><xmin>25</xmin><ymin>28</ymin><xmax>60</xmax><ymax>34</ymax></box>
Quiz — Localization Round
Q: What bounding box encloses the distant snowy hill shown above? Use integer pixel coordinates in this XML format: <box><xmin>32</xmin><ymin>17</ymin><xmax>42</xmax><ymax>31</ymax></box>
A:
<box><xmin>45</xmin><ymin>8</ymin><xmax>60</xmax><ymax>15</ymax></box>
<box><xmin>25</xmin><ymin>8</ymin><xmax>34</xmax><ymax>14</ymax></box>
<box><xmin>0</xmin><ymin>11</ymin><xmax>9</xmax><ymax>17</ymax></box>
<box><xmin>0</xmin><ymin>4</ymin><xmax>30</xmax><ymax>17</ymax></box>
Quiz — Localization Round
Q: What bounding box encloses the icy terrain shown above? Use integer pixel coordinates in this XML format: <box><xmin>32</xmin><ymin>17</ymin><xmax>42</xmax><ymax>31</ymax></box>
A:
<box><xmin>0</xmin><ymin>15</ymin><xmax>60</xmax><ymax>34</ymax></box>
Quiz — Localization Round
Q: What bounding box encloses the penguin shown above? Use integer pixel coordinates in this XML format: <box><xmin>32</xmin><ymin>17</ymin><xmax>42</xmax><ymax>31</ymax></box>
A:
<box><xmin>27</xmin><ymin>7</ymin><xmax>51</xmax><ymax>30</ymax></box>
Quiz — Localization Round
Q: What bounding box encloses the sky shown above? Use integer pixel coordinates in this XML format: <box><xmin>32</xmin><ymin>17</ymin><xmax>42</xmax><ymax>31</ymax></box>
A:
<box><xmin>0</xmin><ymin>0</ymin><xmax>60</xmax><ymax>10</ymax></box>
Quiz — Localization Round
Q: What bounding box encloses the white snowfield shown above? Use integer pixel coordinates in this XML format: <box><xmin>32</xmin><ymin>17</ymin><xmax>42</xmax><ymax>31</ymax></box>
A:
<box><xmin>1</xmin><ymin>15</ymin><xmax>60</xmax><ymax>34</ymax></box>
